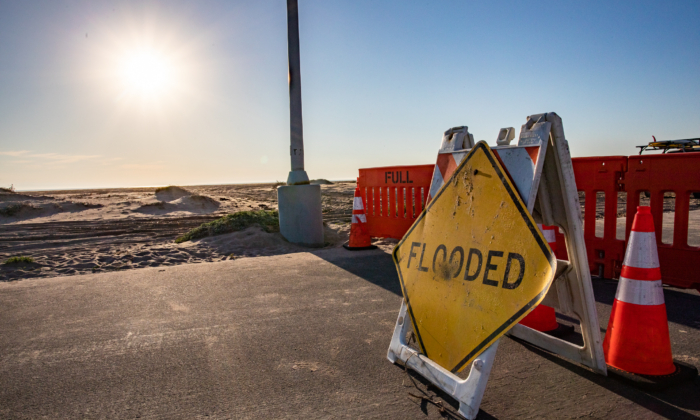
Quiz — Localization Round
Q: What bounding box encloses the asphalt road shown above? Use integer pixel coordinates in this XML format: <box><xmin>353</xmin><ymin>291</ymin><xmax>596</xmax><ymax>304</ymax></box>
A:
<box><xmin>1</xmin><ymin>248</ymin><xmax>698</xmax><ymax>419</ymax></box>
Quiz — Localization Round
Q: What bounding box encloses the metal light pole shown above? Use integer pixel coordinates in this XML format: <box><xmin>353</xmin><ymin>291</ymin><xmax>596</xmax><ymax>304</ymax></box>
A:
<box><xmin>286</xmin><ymin>0</ymin><xmax>308</xmax><ymax>186</ymax></box>
<box><xmin>277</xmin><ymin>0</ymin><xmax>324</xmax><ymax>246</ymax></box>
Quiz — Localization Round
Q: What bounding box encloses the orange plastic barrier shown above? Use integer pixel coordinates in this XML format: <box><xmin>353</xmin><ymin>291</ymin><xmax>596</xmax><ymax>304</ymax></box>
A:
<box><xmin>359</xmin><ymin>153</ymin><xmax>700</xmax><ymax>290</ymax></box>
<box><xmin>568</xmin><ymin>156</ymin><xmax>628</xmax><ymax>279</ymax></box>
<box><xmin>358</xmin><ymin>165</ymin><xmax>434</xmax><ymax>240</ymax></box>
<box><xmin>555</xmin><ymin>153</ymin><xmax>700</xmax><ymax>290</ymax></box>
<box><xmin>625</xmin><ymin>154</ymin><xmax>700</xmax><ymax>290</ymax></box>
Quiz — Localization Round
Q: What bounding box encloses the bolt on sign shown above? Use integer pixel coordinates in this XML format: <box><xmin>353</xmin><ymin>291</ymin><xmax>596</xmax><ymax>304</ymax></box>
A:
<box><xmin>393</xmin><ymin>142</ymin><xmax>556</xmax><ymax>372</ymax></box>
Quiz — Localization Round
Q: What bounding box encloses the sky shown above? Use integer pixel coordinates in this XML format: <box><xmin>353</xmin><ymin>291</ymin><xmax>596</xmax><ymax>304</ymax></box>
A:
<box><xmin>0</xmin><ymin>0</ymin><xmax>698</xmax><ymax>190</ymax></box>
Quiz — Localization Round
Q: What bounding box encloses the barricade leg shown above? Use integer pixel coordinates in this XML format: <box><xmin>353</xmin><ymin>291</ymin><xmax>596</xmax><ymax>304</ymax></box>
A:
<box><xmin>507</xmin><ymin>113</ymin><xmax>607</xmax><ymax>375</ymax></box>
<box><xmin>387</xmin><ymin>301</ymin><xmax>498</xmax><ymax>420</ymax></box>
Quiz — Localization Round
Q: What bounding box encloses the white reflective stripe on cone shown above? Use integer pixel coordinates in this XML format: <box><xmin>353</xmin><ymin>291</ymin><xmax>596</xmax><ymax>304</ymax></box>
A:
<box><xmin>353</xmin><ymin>197</ymin><xmax>364</xmax><ymax>210</ymax></box>
<box><xmin>615</xmin><ymin>278</ymin><xmax>665</xmax><ymax>306</ymax></box>
<box><xmin>623</xmin><ymin>231</ymin><xmax>660</xmax><ymax>269</ymax></box>
<box><xmin>352</xmin><ymin>214</ymin><xmax>367</xmax><ymax>224</ymax></box>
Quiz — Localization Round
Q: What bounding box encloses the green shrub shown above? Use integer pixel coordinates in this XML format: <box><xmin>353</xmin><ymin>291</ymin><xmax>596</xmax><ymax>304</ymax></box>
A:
<box><xmin>175</xmin><ymin>210</ymin><xmax>279</xmax><ymax>243</ymax></box>
<box><xmin>0</xmin><ymin>203</ymin><xmax>24</xmax><ymax>217</ymax></box>
<box><xmin>4</xmin><ymin>256</ymin><xmax>35</xmax><ymax>264</ymax></box>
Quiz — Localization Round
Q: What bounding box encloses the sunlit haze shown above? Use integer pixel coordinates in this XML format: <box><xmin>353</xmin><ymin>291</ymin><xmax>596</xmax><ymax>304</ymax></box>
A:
<box><xmin>119</xmin><ymin>50</ymin><xmax>176</xmax><ymax>100</ymax></box>
<box><xmin>0</xmin><ymin>1</ymin><xmax>698</xmax><ymax>190</ymax></box>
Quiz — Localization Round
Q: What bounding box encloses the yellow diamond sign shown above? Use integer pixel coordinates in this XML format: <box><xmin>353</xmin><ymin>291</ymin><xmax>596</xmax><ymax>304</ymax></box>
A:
<box><xmin>393</xmin><ymin>142</ymin><xmax>556</xmax><ymax>373</ymax></box>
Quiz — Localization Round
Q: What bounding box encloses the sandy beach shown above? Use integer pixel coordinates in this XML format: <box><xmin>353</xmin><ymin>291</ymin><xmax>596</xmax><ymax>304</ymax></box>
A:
<box><xmin>0</xmin><ymin>182</ymin><xmax>374</xmax><ymax>281</ymax></box>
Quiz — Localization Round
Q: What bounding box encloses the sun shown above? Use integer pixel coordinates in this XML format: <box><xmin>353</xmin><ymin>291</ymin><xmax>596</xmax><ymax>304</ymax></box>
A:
<box><xmin>119</xmin><ymin>50</ymin><xmax>175</xmax><ymax>99</ymax></box>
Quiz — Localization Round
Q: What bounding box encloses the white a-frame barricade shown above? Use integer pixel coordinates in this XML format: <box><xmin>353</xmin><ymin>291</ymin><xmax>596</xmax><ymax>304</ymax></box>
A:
<box><xmin>387</xmin><ymin>112</ymin><xmax>606</xmax><ymax>419</ymax></box>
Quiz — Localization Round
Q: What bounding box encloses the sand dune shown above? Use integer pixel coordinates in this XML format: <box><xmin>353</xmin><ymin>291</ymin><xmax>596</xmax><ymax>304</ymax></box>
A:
<box><xmin>136</xmin><ymin>194</ymin><xmax>221</xmax><ymax>215</ymax></box>
<box><xmin>155</xmin><ymin>185</ymin><xmax>192</xmax><ymax>202</ymax></box>
<box><xmin>0</xmin><ymin>189</ymin><xmax>104</xmax><ymax>221</ymax></box>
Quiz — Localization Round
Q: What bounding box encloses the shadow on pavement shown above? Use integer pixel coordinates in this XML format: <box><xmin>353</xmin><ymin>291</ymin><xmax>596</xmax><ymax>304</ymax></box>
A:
<box><xmin>514</xmin><ymin>339</ymin><xmax>700</xmax><ymax>419</ymax></box>
<box><xmin>315</xmin><ymin>250</ymin><xmax>402</xmax><ymax>296</ymax></box>
<box><xmin>592</xmin><ymin>278</ymin><xmax>700</xmax><ymax>331</ymax></box>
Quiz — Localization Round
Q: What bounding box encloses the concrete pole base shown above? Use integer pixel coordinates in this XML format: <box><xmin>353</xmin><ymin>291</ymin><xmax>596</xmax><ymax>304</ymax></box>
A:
<box><xmin>287</xmin><ymin>169</ymin><xmax>310</xmax><ymax>185</ymax></box>
<box><xmin>277</xmin><ymin>184</ymin><xmax>324</xmax><ymax>247</ymax></box>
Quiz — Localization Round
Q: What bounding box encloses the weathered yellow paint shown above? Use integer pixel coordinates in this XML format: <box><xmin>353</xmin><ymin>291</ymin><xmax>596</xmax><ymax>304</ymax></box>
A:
<box><xmin>393</xmin><ymin>142</ymin><xmax>556</xmax><ymax>373</ymax></box>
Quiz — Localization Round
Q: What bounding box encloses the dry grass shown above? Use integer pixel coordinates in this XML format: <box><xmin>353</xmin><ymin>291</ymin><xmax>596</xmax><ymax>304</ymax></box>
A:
<box><xmin>175</xmin><ymin>210</ymin><xmax>279</xmax><ymax>243</ymax></box>
<box><xmin>4</xmin><ymin>256</ymin><xmax>35</xmax><ymax>264</ymax></box>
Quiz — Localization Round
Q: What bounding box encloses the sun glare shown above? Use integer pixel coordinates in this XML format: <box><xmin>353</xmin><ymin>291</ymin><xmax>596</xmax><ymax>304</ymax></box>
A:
<box><xmin>119</xmin><ymin>50</ymin><xmax>175</xmax><ymax>99</ymax></box>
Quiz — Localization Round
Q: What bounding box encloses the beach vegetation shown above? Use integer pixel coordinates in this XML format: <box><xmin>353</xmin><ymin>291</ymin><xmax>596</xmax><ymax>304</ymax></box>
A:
<box><xmin>310</xmin><ymin>179</ymin><xmax>333</xmax><ymax>185</ymax></box>
<box><xmin>155</xmin><ymin>185</ymin><xmax>176</xmax><ymax>193</ymax></box>
<box><xmin>175</xmin><ymin>210</ymin><xmax>279</xmax><ymax>243</ymax></box>
<box><xmin>4</xmin><ymin>256</ymin><xmax>35</xmax><ymax>264</ymax></box>
<box><xmin>0</xmin><ymin>203</ymin><xmax>24</xmax><ymax>217</ymax></box>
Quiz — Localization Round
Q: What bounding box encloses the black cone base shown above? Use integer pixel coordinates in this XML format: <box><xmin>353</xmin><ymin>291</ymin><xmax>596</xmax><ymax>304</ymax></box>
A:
<box><xmin>343</xmin><ymin>242</ymin><xmax>378</xmax><ymax>251</ymax></box>
<box><xmin>607</xmin><ymin>360</ymin><xmax>698</xmax><ymax>391</ymax></box>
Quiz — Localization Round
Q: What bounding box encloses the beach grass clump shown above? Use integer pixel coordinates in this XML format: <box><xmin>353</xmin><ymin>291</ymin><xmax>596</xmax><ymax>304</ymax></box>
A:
<box><xmin>0</xmin><ymin>203</ymin><xmax>25</xmax><ymax>217</ymax></box>
<box><xmin>310</xmin><ymin>179</ymin><xmax>333</xmax><ymax>185</ymax></box>
<box><xmin>4</xmin><ymin>256</ymin><xmax>35</xmax><ymax>264</ymax></box>
<box><xmin>155</xmin><ymin>185</ymin><xmax>190</xmax><ymax>194</ymax></box>
<box><xmin>175</xmin><ymin>210</ymin><xmax>279</xmax><ymax>243</ymax></box>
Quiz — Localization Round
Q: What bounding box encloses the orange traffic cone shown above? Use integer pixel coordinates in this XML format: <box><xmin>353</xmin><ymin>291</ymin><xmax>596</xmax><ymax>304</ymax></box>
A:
<box><xmin>519</xmin><ymin>224</ymin><xmax>572</xmax><ymax>336</ymax></box>
<box><xmin>603</xmin><ymin>206</ymin><xmax>696</xmax><ymax>389</ymax></box>
<box><xmin>343</xmin><ymin>186</ymin><xmax>377</xmax><ymax>251</ymax></box>
<box><xmin>604</xmin><ymin>206</ymin><xmax>674</xmax><ymax>374</ymax></box>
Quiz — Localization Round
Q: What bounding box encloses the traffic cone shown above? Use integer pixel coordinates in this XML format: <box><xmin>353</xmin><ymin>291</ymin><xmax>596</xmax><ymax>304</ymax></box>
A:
<box><xmin>603</xmin><ymin>206</ymin><xmax>697</xmax><ymax>389</ymax></box>
<box><xmin>604</xmin><ymin>206</ymin><xmax>673</xmax><ymax>374</ymax></box>
<box><xmin>343</xmin><ymin>186</ymin><xmax>377</xmax><ymax>251</ymax></box>
<box><xmin>519</xmin><ymin>224</ymin><xmax>572</xmax><ymax>337</ymax></box>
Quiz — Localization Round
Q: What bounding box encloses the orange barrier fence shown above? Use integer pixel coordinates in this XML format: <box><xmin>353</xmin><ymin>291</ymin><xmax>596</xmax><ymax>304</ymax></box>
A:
<box><xmin>359</xmin><ymin>152</ymin><xmax>700</xmax><ymax>290</ymax></box>
<box><xmin>555</xmin><ymin>153</ymin><xmax>700</xmax><ymax>290</ymax></box>
<box><xmin>624</xmin><ymin>154</ymin><xmax>700</xmax><ymax>290</ymax></box>
<box><xmin>561</xmin><ymin>156</ymin><xmax>628</xmax><ymax>280</ymax></box>
<box><xmin>358</xmin><ymin>165</ymin><xmax>434</xmax><ymax>240</ymax></box>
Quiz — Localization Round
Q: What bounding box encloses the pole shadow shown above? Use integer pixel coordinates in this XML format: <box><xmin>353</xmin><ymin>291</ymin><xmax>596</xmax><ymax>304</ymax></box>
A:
<box><xmin>314</xmin><ymin>249</ymin><xmax>402</xmax><ymax>296</ymax></box>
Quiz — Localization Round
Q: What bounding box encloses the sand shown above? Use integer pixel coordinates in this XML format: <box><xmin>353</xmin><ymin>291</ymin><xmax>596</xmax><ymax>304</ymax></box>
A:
<box><xmin>3</xmin><ymin>183</ymin><xmax>698</xmax><ymax>282</ymax></box>
<box><xmin>0</xmin><ymin>182</ymin><xmax>357</xmax><ymax>281</ymax></box>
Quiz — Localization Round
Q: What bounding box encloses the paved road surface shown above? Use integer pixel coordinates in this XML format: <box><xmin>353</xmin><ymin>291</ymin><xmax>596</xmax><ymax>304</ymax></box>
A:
<box><xmin>1</xmin><ymin>248</ymin><xmax>698</xmax><ymax>419</ymax></box>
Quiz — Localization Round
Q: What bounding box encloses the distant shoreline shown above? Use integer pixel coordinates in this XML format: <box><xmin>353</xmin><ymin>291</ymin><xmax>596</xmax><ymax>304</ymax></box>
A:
<box><xmin>16</xmin><ymin>180</ymin><xmax>357</xmax><ymax>194</ymax></box>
